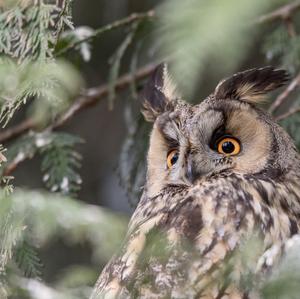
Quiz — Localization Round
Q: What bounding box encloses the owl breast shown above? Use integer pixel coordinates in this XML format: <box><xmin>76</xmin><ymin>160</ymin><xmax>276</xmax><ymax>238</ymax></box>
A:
<box><xmin>92</xmin><ymin>171</ymin><xmax>300</xmax><ymax>299</ymax></box>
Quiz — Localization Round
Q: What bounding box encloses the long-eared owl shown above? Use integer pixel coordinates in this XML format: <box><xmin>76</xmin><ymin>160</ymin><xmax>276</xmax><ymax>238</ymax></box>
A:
<box><xmin>91</xmin><ymin>64</ymin><xmax>300</xmax><ymax>299</ymax></box>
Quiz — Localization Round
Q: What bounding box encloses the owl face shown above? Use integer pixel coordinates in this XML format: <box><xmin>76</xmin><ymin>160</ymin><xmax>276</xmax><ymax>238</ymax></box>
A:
<box><xmin>141</xmin><ymin>65</ymin><xmax>294</xmax><ymax>197</ymax></box>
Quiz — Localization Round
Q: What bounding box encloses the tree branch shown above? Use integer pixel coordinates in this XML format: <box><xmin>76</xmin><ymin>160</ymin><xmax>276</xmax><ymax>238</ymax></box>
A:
<box><xmin>1</xmin><ymin>62</ymin><xmax>157</xmax><ymax>175</ymax></box>
<box><xmin>51</xmin><ymin>63</ymin><xmax>156</xmax><ymax>129</ymax></box>
<box><xmin>268</xmin><ymin>72</ymin><xmax>300</xmax><ymax>114</ymax></box>
<box><xmin>283</xmin><ymin>16</ymin><xmax>297</xmax><ymax>37</ymax></box>
<box><xmin>275</xmin><ymin>106</ymin><xmax>300</xmax><ymax>121</ymax></box>
<box><xmin>57</xmin><ymin>10</ymin><xmax>155</xmax><ymax>56</ymax></box>
<box><xmin>256</xmin><ymin>0</ymin><xmax>300</xmax><ymax>24</ymax></box>
<box><xmin>258</xmin><ymin>3</ymin><xmax>300</xmax><ymax>114</ymax></box>
<box><xmin>0</xmin><ymin>118</ymin><xmax>35</xmax><ymax>144</ymax></box>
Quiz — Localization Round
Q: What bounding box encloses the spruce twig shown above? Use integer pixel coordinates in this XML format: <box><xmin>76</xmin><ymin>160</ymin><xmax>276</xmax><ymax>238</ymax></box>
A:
<box><xmin>56</xmin><ymin>10</ymin><xmax>155</xmax><ymax>56</ymax></box>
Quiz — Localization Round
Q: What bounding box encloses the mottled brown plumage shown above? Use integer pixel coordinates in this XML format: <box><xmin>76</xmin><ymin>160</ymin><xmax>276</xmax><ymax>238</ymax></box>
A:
<box><xmin>91</xmin><ymin>65</ymin><xmax>300</xmax><ymax>299</ymax></box>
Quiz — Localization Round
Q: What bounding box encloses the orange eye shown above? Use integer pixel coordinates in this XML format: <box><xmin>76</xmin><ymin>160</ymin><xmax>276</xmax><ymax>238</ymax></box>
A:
<box><xmin>167</xmin><ymin>149</ymin><xmax>179</xmax><ymax>169</ymax></box>
<box><xmin>217</xmin><ymin>137</ymin><xmax>241</xmax><ymax>156</ymax></box>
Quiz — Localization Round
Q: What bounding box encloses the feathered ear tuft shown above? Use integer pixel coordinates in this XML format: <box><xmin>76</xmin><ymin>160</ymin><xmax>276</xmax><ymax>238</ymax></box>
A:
<box><xmin>140</xmin><ymin>63</ymin><xmax>179</xmax><ymax>122</ymax></box>
<box><xmin>214</xmin><ymin>66</ymin><xmax>290</xmax><ymax>104</ymax></box>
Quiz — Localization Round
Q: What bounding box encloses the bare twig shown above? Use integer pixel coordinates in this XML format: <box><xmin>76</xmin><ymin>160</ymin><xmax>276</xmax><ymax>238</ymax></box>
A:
<box><xmin>0</xmin><ymin>118</ymin><xmax>35</xmax><ymax>144</ymax></box>
<box><xmin>51</xmin><ymin>63</ymin><xmax>156</xmax><ymax>128</ymax></box>
<box><xmin>3</xmin><ymin>152</ymin><xmax>28</xmax><ymax>176</ymax></box>
<box><xmin>268</xmin><ymin>72</ymin><xmax>300</xmax><ymax>114</ymax></box>
<box><xmin>275</xmin><ymin>106</ymin><xmax>300</xmax><ymax>121</ymax></box>
<box><xmin>1</xmin><ymin>63</ymin><xmax>157</xmax><ymax>175</ymax></box>
<box><xmin>57</xmin><ymin>10</ymin><xmax>155</xmax><ymax>56</ymax></box>
<box><xmin>258</xmin><ymin>2</ymin><xmax>300</xmax><ymax>114</ymax></box>
<box><xmin>256</xmin><ymin>0</ymin><xmax>300</xmax><ymax>24</ymax></box>
<box><xmin>283</xmin><ymin>16</ymin><xmax>297</xmax><ymax>37</ymax></box>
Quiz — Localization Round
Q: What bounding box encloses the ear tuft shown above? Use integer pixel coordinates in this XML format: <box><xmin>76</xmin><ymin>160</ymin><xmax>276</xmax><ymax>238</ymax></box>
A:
<box><xmin>214</xmin><ymin>66</ymin><xmax>290</xmax><ymax>104</ymax></box>
<box><xmin>140</xmin><ymin>63</ymin><xmax>179</xmax><ymax>122</ymax></box>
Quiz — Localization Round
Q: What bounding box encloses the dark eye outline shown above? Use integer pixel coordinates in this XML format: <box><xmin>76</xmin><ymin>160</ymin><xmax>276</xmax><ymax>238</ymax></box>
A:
<box><xmin>166</xmin><ymin>149</ymin><xmax>179</xmax><ymax>169</ymax></box>
<box><xmin>210</xmin><ymin>125</ymin><xmax>226</xmax><ymax>150</ymax></box>
<box><xmin>215</xmin><ymin>136</ymin><xmax>241</xmax><ymax>156</ymax></box>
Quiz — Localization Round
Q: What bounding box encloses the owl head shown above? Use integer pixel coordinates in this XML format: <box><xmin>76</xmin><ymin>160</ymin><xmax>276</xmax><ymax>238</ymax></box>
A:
<box><xmin>140</xmin><ymin>64</ymin><xmax>299</xmax><ymax>197</ymax></box>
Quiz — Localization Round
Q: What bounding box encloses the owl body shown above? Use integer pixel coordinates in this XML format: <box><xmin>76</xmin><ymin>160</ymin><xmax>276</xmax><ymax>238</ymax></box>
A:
<box><xmin>91</xmin><ymin>65</ymin><xmax>300</xmax><ymax>299</ymax></box>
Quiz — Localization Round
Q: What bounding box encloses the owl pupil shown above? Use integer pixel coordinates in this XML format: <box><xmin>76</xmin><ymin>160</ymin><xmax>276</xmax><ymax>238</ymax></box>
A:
<box><xmin>222</xmin><ymin>141</ymin><xmax>235</xmax><ymax>154</ymax></box>
<box><xmin>171</xmin><ymin>153</ymin><xmax>179</xmax><ymax>165</ymax></box>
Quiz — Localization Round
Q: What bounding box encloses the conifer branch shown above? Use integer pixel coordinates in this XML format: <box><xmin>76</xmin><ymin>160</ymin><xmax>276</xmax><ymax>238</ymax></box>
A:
<box><xmin>0</xmin><ymin>63</ymin><xmax>156</xmax><ymax>144</ymax></box>
<box><xmin>1</xmin><ymin>63</ymin><xmax>157</xmax><ymax>175</ymax></box>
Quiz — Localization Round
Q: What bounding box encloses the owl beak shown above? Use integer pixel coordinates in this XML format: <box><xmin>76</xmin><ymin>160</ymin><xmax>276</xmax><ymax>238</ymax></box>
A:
<box><xmin>186</xmin><ymin>159</ymin><xmax>200</xmax><ymax>184</ymax></box>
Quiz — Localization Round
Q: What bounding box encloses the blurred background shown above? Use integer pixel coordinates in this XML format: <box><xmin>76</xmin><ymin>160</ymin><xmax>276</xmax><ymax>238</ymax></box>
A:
<box><xmin>1</xmin><ymin>0</ymin><xmax>300</xmax><ymax>298</ymax></box>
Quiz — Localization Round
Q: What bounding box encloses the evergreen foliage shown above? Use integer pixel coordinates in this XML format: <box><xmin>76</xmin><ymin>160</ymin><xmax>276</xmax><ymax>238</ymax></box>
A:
<box><xmin>157</xmin><ymin>0</ymin><xmax>278</xmax><ymax>97</ymax></box>
<box><xmin>0</xmin><ymin>0</ymin><xmax>73</xmax><ymax>61</ymax></box>
<box><xmin>40</xmin><ymin>133</ymin><xmax>82</xmax><ymax>196</ymax></box>
<box><xmin>15</xmin><ymin>240</ymin><xmax>43</xmax><ymax>279</ymax></box>
<box><xmin>1</xmin><ymin>189</ymin><xmax>127</xmax><ymax>298</ymax></box>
